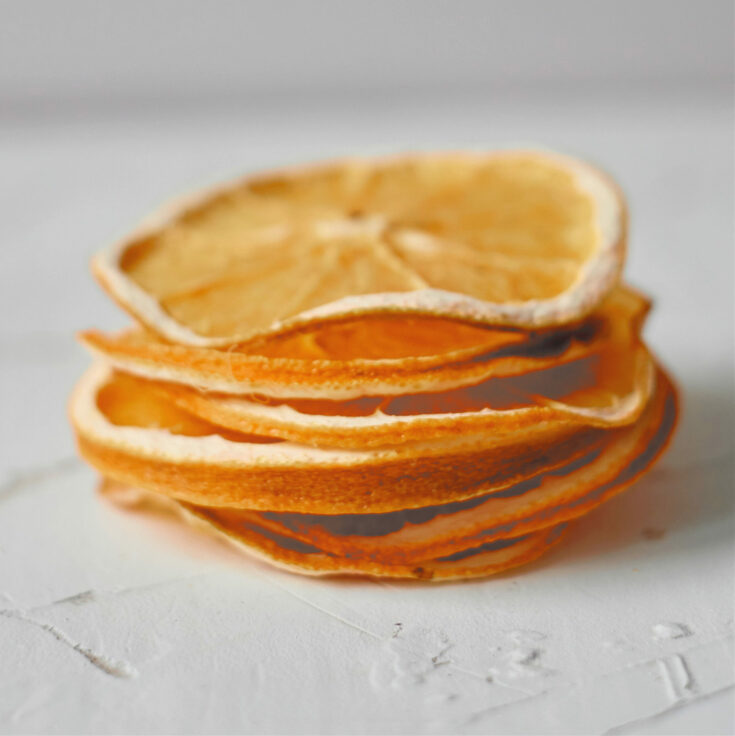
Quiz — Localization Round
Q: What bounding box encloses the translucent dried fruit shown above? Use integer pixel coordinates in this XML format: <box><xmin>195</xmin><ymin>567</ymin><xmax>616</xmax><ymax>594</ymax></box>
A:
<box><xmin>79</xmin><ymin>285</ymin><xmax>648</xmax><ymax>401</ymax></box>
<box><xmin>92</xmin><ymin>151</ymin><xmax>626</xmax><ymax>347</ymax></box>
<box><xmin>70</xmin><ymin>364</ymin><xmax>606</xmax><ymax>513</ymax></box>
<box><xmin>69</xmin><ymin>148</ymin><xmax>680</xmax><ymax>582</ymax></box>
<box><xmin>145</xmin><ymin>339</ymin><xmax>655</xmax><ymax>449</ymax></box>
<box><xmin>100</xmin><ymin>479</ymin><xmax>570</xmax><ymax>581</ymax></box>
<box><xmin>243</xmin><ymin>368</ymin><xmax>676</xmax><ymax>562</ymax></box>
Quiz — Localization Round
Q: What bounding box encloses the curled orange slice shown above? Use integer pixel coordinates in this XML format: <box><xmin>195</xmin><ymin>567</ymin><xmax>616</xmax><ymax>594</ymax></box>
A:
<box><xmin>70</xmin><ymin>365</ymin><xmax>605</xmax><ymax>513</ymax></box>
<box><xmin>146</xmin><ymin>339</ymin><xmax>655</xmax><ymax>449</ymax></box>
<box><xmin>243</xmin><ymin>367</ymin><xmax>676</xmax><ymax>562</ymax></box>
<box><xmin>79</xmin><ymin>285</ymin><xmax>648</xmax><ymax>401</ymax></box>
<box><xmin>100</xmin><ymin>479</ymin><xmax>569</xmax><ymax>581</ymax></box>
<box><xmin>92</xmin><ymin>151</ymin><xmax>626</xmax><ymax>347</ymax></box>
<box><xmin>68</xmin><ymin>147</ymin><xmax>679</xmax><ymax>583</ymax></box>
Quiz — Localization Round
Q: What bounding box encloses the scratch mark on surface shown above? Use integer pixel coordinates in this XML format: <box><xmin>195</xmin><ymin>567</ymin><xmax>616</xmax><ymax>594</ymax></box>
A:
<box><xmin>461</xmin><ymin>687</ymin><xmax>545</xmax><ymax>726</ymax></box>
<box><xmin>0</xmin><ymin>609</ymin><xmax>138</xmax><ymax>679</ymax></box>
<box><xmin>657</xmin><ymin>654</ymin><xmax>698</xmax><ymax>702</ymax></box>
<box><xmin>264</xmin><ymin>577</ymin><xmax>378</xmax><ymax>640</ymax></box>
<box><xmin>52</xmin><ymin>590</ymin><xmax>97</xmax><ymax>607</ymax></box>
<box><xmin>603</xmin><ymin>684</ymin><xmax>733</xmax><ymax>735</ymax></box>
<box><xmin>0</xmin><ymin>457</ymin><xmax>80</xmax><ymax>502</ymax></box>
<box><xmin>652</xmin><ymin>622</ymin><xmax>692</xmax><ymax>640</ymax></box>
<box><xmin>603</xmin><ymin>633</ymin><xmax>732</xmax><ymax>676</ymax></box>
<box><xmin>464</xmin><ymin>638</ymin><xmax>731</xmax><ymax>731</ymax></box>
<box><xmin>508</xmin><ymin>629</ymin><xmax>547</xmax><ymax>645</ymax></box>
<box><xmin>8</xmin><ymin>684</ymin><xmax>58</xmax><ymax>725</ymax></box>
<box><xmin>262</xmin><ymin>574</ymin><xmax>528</xmax><ymax>696</ymax></box>
<box><xmin>103</xmin><ymin>574</ymin><xmax>208</xmax><ymax>600</ymax></box>
<box><xmin>16</xmin><ymin>574</ymin><xmax>208</xmax><ymax>615</ymax></box>
<box><xmin>0</xmin><ymin>590</ymin><xmax>21</xmax><ymax>607</ymax></box>
<box><xmin>487</xmin><ymin>643</ymin><xmax>555</xmax><ymax>685</ymax></box>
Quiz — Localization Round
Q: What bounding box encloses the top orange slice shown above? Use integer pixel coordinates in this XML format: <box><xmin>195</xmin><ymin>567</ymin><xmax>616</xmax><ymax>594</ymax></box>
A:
<box><xmin>93</xmin><ymin>150</ymin><xmax>626</xmax><ymax>347</ymax></box>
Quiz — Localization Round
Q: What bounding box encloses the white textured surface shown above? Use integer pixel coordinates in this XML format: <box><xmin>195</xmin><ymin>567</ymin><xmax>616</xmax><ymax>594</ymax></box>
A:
<box><xmin>1</xmin><ymin>91</ymin><xmax>733</xmax><ymax>734</ymax></box>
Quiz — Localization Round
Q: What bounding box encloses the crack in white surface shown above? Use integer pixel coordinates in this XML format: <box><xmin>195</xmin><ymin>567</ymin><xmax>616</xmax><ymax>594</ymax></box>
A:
<box><xmin>657</xmin><ymin>653</ymin><xmax>698</xmax><ymax>702</ymax></box>
<box><xmin>8</xmin><ymin>688</ymin><xmax>54</xmax><ymax>725</ymax></box>
<box><xmin>0</xmin><ymin>609</ymin><xmax>138</xmax><ymax>679</ymax></box>
<box><xmin>9</xmin><ymin>575</ymin><xmax>209</xmax><ymax>615</ymax></box>
<box><xmin>261</xmin><ymin>573</ymin><xmax>534</xmax><ymax>701</ymax></box>
<box><xmin>487</xmin><ymin>645</ymin><xmax>556</xmax><ymax>683</ymax></box>
<box><xmin>51</xmin><ymin>590</ymin><xmax>98</xmax><ymax>607</ymax></box>
<box><xmin>0</xmin><ymin>457</ymin><xmax>81</xmax><ymax>501</ymax></box>
<box><xmin>258</xmin><ymin>575</ymin><xmax>379</xmax><ymax>640</ymax></box>
<box><xmin>652</xmin><ymin>621</ymin><xmax>693</xmax><ymax>641</ymax></box>
<box><xmin>586</xmin><ymin>633</ymin><xmax>732</xmax><ymax>677</ymax></box>
<box><xmin>603</xmin><ymin>683</ymin><xmax>735</xmax><ymax>735</ymax></box>
<box><xmin>460</xmin><ymin>635</ymin><xmax>734</xmax><ymax>732</ymax></box>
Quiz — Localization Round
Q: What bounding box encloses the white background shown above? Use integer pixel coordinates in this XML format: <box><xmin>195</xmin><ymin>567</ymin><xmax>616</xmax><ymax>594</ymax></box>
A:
<box><xmin>1</xmin><ymin>0</ymin><xmax>732</xmax><ymax>106</ymax></box>
<box><xmin>1</xmin><ymin>1</ymin><xmax>733</xmax><ymax>734</ymax></box>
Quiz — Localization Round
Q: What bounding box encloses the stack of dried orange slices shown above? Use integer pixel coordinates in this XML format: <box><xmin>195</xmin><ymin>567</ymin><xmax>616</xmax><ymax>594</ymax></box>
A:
<box><xmin>70</xmin><ymin>151</ymin><xmax>678</xmax><ymax>581</ymax></box>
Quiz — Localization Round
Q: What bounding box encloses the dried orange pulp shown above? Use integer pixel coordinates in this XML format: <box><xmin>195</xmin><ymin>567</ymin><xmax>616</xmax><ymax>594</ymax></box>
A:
<box><xmin>93</xmin><ymin>150</ymin><xmax>626</xmax><ymax>347</ymax></box>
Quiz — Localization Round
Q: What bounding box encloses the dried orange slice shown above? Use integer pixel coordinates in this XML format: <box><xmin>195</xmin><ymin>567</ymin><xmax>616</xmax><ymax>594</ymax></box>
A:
<box><xmin>100</xmin><ymin>479</ymin><xmax>569</xmax><ymax>581</ymax></box>
<box><xmin>79</xmin><ymin>285</ymin><xmax>648</xmax><ymax>401</ymax></box>
<box><xmin>246</xmin><ymin>367</ymin><xmax>676</xmax><ymax>562</ymax></box>
<box><xmin>147</xmin><ymin>340</ymin><xmax>655</xmax><ymax>449</ymax></box>
<box><xmin>95</xmin><ymin>363</ymin><xmax>675</xmax><ymax>577</ymax></box>
<box><xmin>70</xmin><ymin>364</ymin><xmax>605</xmax><ymax>513</ymax></box>
<box><xmin>92</xmin><ymin>151</ymin><xmax>626</xmax><ymax>347</ymax></box>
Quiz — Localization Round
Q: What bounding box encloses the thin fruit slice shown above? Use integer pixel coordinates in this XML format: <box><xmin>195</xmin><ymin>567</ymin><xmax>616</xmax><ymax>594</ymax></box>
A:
<box><xmin>247</xmin><ymin>367</ymin><xmax>676</xmax><ymax>562</ymax></box>
<box><xmin>148</xmin><ymin>337</ymin><xmax>655</xmax><ymax>448</ymax></box>
<box><xmin>100</xmin><ymin>479</ymin><xmax>569</xmax><ymax>581</ymax></box>
<box><xmin>97</xmin><ymin>364</ymin><xmax>675</xmax><ymax>571</ymax></box>
<box><xmin>70</xmin><ymin>364</ymin><xmax>604</xmax><ymax>513</ymax></box>
<box><xmin>93</xmin><ymin>150</ymin><xmax>626</xmax><ymax>346</ymax></box>
<box><xmin>79</xmin><ymin>285</ymin><xmax>648</xmax><ymax>400</ymax></box>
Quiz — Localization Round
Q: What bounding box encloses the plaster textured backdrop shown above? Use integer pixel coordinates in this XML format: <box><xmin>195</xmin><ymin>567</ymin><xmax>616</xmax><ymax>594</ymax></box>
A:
<box><xmin>0</xmin><ymin>2</ymin><xmax>733</xmax><ymax>733</ymax></box>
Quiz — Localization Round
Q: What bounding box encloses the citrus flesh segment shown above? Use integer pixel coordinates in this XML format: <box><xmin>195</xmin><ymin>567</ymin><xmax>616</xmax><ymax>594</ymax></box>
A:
<box><xmin>93</xmin><ymin>151</ymin><xmax>626</xmax><ymax>346</ymax></box>
<box><xmin>244</xmin><ymin>367</ymin><xmax>676</xmax><ymax>562</ymax></box>
<box><xmin>79</xmin><ymin>285</ymin><xmax>648</xmax><ymax>401</ymax></box>
<box><xmin>70</xmin><ymin>364</ymin><xmax>605</xmax><ymax>513</ymax></box>
<box><xmin>99</xmin><ymin>479</ymin><xmax>569</xmax><ymax>581</ymax></box>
